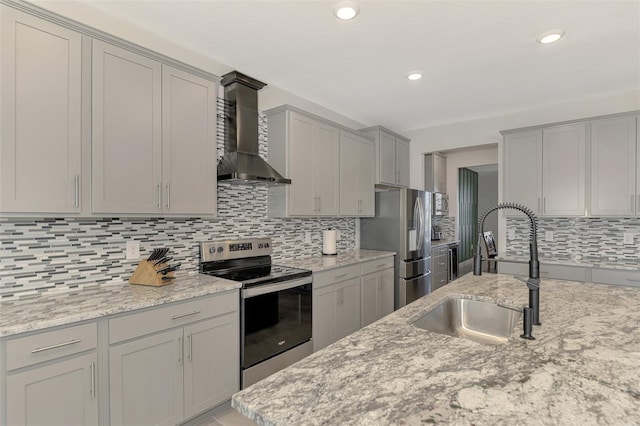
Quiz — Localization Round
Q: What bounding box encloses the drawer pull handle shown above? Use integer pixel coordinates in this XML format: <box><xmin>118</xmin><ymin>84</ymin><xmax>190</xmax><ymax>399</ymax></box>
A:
<box><xmin>171</xmin><ymin>310</ymin><xmax>201</xmax><ymax>320</ymax></box>
<box><xmin>31</xmin><ymin>339</ymin><xmax>81</xmax><ymax>354</ymax></box>
<box><xmin>90</xmin><ymin>361</ymin><xmax>96</xmax><ymax>399</ymax></box>
<box><xmin>335</xmin><ymin>273</ymin><xmax>348</xmax><ymax>279</ymax></box>
<box><xmin>627</xmin><ymin>278</ymin><xmax>640</xmax><ymax>282</ymax></box>
<box><xmin>377</xmin><ymin>263</ymin><xmax>386</xmax><ymax>268</ymax></box>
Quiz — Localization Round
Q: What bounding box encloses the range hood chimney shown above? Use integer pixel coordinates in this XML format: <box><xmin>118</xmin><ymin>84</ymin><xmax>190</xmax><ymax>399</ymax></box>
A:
<box><xmin>217</xmin><ymin>71</ymin><xmax>291</xmax><ymax>185</ymax></box>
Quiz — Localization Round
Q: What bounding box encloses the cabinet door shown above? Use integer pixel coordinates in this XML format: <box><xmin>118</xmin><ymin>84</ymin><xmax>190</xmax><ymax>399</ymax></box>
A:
<box><xmin>358</xmin><ymin>137</ymin><xmax>375</xmax><ymax>215</ymax></box>
<box><xmin>162</xmin><ymin>65</ymin><xmax>217</xmax><ymax>215</ymax></box>
<box><xmin>395</xmin><ymin>139</ymin><xmax>411</xmax><ymax>187</ymax></box>
<box><xmin>379</xmin><ymin>131</ymin><xmax>397</xmax><ymax>185</ymax></box>
<box><xmin>92</xmin><ymin>40</ymin><xmax>162</xmax><ymax>213</ymax></box>
<box><xmin>379</xmin><ymin>268</ymin><xmax>395</xmax><ymax>319</ymax></box>
<box><xmin>336</xmin><ymin>278</ymin><xmax>361</xmax><ymax>339</ymax></box>
<box><xmin>288</xmin><ymin>112</ymin><xmax>316</xmax><ymax>215</ymax></box>
<box><xmin>313</xmin><ymin>121</ymin><xmax>340</xmax><ymax>215</ymax></box>
<box><xmin>184</xmin><ymin>313</ymin><xmax>239</xmax><ymax>419</ymax></box>
<box><xmin>590</xmin><ymin>116</ymin><xmax>637</xmax><ymax>216</ymax></box>
<box><xmin>312</xmin><ymin>284</ymin><xmax>338</xmax><ymax>352</ymax></box>
<box><xmin>433</xmin><ymin>154</ymin><xmax>447</xmax><ymax>193</ymax></box>
<box><xmin>503</xmin><ymin>130</ymin><xmax>543</xmax><ymax>214</ymax></box>
<box><xmin>7</xmin><ymin>353</ymin><xmax>98</xmax><ymax>426</ymax></box>
<box><xmin>542</xmin><ymin>124</ymin><xmax>586</xmax><ymax>216</ymax></box>
<box><xmin>0</xmin><ymin>7</ymin><xmax>81</xmax><ymax>213</ymax></box>
<box><xmin>110</xmin><ymin>329</ymin><xmax>184</xmax><ymax>426</ymax></box>
<box><xmin>360</xmin><ymin>273</ymin><xmax>379</xmax><ymax>327</ymax></box>
<box><xmin>339</xmin><ymin>131</ymin><xmax>360</xmax><ymax>216</ymax></box>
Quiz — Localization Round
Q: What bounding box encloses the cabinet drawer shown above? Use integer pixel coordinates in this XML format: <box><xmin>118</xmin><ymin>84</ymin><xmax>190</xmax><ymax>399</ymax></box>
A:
<box><xmin>540</xmin><ymin>264</ymin><xmax>586</xmax><ymax>282</ymax></box>
<box><xmin>431</xmin><ymin>245</ymin><xmax>449</xmax><ymax>257</ymax></box>
<box><xmin>313</xmin><ymin>264</ymin><xmax>361</xmax><ymax>289</ymax></box>
<box><xmin>498</xmin><ymin>261</ymin><xmax>527</xmax><ymax>276</ymax></box>
<box><xmin>591</xmin><ymin>268</ymin><xmax>640</xmax><ymax>287</ymax></box>
<box><xmin>361</xmin><ymin>257</ymin><xmax>394</xmax><ymax>275</ymax></box>
<box><xmin>7</xmin><ymin>322</ymin><xmax>97</xmax><ymax>371</ymax></box>
<box><xmin>109</xmin><ymin>291</ymin><xmax>238</xmax><ymax>344</ymax></box>
<box><xmin>432</xmin><ymin>271</ymin><xmax>448</xmax><ymax>290</ymax></box>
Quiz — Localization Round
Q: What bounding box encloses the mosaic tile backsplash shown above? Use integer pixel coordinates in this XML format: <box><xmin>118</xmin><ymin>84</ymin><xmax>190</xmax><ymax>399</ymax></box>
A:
<box><xmin>0</xmin><ymin>109</ymin><xmax>356</xmax><ymax>297</ymax></box>
<box><xmin>432</xmin><ymin>216</ymin><xmax>456</xmax><ymax>240</ymax></box>
<box><xmin>506</xmin><ymin>217</ymin><xmax>640</xmax><ymax>266</ymax></box>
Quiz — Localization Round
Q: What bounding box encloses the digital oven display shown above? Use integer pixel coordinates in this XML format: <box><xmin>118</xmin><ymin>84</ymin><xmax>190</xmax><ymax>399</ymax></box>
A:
<box><xmin>229</xmin><ymin>243</ymin><xmax>252</xmax><ymax>252</ymax></box>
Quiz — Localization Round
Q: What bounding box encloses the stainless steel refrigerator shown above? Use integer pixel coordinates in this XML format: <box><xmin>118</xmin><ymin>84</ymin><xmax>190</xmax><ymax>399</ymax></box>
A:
<box><xmin>360</xmin><ymin>188</ymin><xmax>431</xmax><ymax>309</ymax></box>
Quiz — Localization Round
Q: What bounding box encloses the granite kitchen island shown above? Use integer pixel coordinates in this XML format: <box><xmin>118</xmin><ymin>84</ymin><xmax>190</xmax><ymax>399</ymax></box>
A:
<box><xmin>232</xmin><ymin>273</ymin><xmax>640</xmax><ymax>425</ymax></box>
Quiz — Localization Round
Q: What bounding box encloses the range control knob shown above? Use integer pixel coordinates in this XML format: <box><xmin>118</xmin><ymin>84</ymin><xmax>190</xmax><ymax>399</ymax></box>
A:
<box><xmin>258</xmin><ymin>243</ymin><xmax>264</xmax><ymax>249</ymax></box>
<box><xmin>209</xmin><ymin>247</ymin><xmax>216</xmax><ymax>254</ymax></box>
<box><xmin>217</xmin><ymin>246</ymin><xmax>224</xmax><ymax>253</ymax></box>
<box><xmin>265</xmin><ymin>243</ymin><xmax>270</xmax><ymax>248</ymax></box>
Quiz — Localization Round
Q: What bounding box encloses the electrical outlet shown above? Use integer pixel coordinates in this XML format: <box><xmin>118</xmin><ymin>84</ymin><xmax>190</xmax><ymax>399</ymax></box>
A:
<box><xmin>126</xmin><ymin>240</ymin><xmax>140</xmax><ymax>260</ymax></box>
<box><xmin>304</xmin><ymin>231</ymin><xmax>312</xmax><ymax>244</ymax></box>
<box><xmin>544</xmin><ymin>231</ymin><xmax>554</xmax><ymax>242</ymax></box>
<box><xmin>623</xmin><ymin>232</ymin><xmax>635</xmax><ymax>245</ymax></box>
<box><xmin>508</xmin><ymin>229</ymin><xmax>516</xmax><ymax>240</ymax></box>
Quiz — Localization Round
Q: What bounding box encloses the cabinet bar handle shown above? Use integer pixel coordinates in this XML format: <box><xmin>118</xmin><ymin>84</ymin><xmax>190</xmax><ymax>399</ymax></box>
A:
<box><xmin>627</xmin><ymin>278</ymin><xmax>640</xmax><ymax>283</ymax></box>
<box><xmin>90</xmin><ymin>361</ymin><xmax>96</xmax><ymax>399</ymax></box>
<box><xmin>178</xmin><ymin>336</ymin><xmax>183</xmax><ymax>365</ymax></box>
<box><xmin>318</xmin><ymin>196</ymin><xmax>321</xmax><ymax>213</ymax></box>
<box><xmin>157</xmin><ymin>184</ymin><xmax>162</xmax><ymax>210</ymax></box>
<box><xmin>377</xmin><ymin>263</ymin><xmax>386</xmax><ymax>268</ymax></box>
<box><xmin>187</xmin><ymin>333</ymin><xmax>192</xmax><ymax>362</ymax></box>
<box><xmin>543</xmin><ymin>197</ymin><xmax>546</xmax><ymax>214</ymax></box>
<box><xmin>31</xmin><ymin>339</ymin><xmax>81</xmax><ymax>353</ymax></box>
<box><xmin>335</xmin><ymin>273</ymin><xmax>348</xmax><ymax>279</ymax></box>
<box><xmin>74</xmin><ymin>174</ymin><xmax>80</xmax><ymax>208</ymax></box>
<box><xmin>166</xmin><ymin>183</ymin><xmax>171</xmax><ymax>209</ymax></box>
<box><xmin>171</xmin><ymin>310</ymin><xmax>201</xmax><ymax>320</ymax></box>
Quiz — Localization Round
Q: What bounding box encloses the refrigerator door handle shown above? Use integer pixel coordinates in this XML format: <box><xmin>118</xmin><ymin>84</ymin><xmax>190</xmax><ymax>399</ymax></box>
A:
<box><xmin>416</xmin><ymin>197</ymin><xmax>425</xmax><ymax>252</ymax></box>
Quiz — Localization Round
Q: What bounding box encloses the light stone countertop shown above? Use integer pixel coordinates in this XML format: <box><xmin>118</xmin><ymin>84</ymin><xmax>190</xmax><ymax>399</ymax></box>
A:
<box><xmin>232</xmin><ymin>273</ymin><xmax>640</xmax><ymax>425</ymax></box>
<box><xmin>0</xmin><ymin>272</ymin><xmax>240</xmax><ymax>338</ymax></box>
<box><xmin>497</xmin><ymin>253</ymin><xmax>640</xmax><ymax>271</ymax></box>
<box><xmin>276</xmin><ymin>249</ymin><xmax>395</xmax><ymax>272</ymax></box>
<box><xmin>431</xmin><ymin>239</ymin><xmax>460</xmax><ymax>248</ymax></box>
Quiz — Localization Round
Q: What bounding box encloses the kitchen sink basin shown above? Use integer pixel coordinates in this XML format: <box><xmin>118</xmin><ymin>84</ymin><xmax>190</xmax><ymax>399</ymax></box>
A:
<box><xmin>411</xmin><ymin>296</ymin><xmax>522</xmax><ymax>345</ymax></box>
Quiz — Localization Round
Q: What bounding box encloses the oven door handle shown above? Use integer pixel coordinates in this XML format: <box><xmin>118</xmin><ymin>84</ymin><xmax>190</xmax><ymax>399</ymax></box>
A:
<box><xmin>242</xmin><ymin>276</ymin><xmax>312</xmax><ymax>298</ymax></box>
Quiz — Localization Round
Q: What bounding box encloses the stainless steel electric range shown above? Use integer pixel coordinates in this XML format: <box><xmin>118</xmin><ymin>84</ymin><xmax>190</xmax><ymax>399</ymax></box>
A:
<box><xmin>200</xmin><ymin>238</ymin><xmax>312</xmax><ymax>388</ymax></box>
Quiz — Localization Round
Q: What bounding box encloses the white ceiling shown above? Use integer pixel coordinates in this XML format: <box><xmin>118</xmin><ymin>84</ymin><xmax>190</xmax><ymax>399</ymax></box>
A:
<box><xmin>81</xmin><ymin>0</ymin><xmax>640</xmax><ymax>132</ymax></box>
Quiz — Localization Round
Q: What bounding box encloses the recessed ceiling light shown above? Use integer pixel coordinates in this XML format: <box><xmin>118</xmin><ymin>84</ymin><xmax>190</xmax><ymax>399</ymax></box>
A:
<box><xmin>333</xmin><ymin>1</ymin><xmax>359</xmax><ymax>20</ymax></box>
<box><xmin>406</xmin><ymin>71</ymin><xmax>423</xmax><ymax>81</ymax></box>
<box><xmin>537</xmin><ymin>30</ymin><xmax>566</xmax><ymax>44</ymax></box>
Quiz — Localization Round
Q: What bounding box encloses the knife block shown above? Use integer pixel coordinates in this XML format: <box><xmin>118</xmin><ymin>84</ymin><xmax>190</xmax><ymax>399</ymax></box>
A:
<box><xmin>129</xmin><ymin>260</ymin><xmax>175</xmax><ymax>286</ymax></box>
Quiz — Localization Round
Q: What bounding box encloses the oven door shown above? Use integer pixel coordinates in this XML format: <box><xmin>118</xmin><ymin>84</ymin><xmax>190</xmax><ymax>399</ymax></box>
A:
<box><xmin>241</xmin><ymin>277</ymin><xmax>312</xmax><ymax>370</ymax></box>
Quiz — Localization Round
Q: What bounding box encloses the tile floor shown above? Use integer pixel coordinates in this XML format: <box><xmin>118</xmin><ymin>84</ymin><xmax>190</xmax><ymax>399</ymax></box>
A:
<box><xmin>192</xmin><ymin>403</ymin><xmax>258</xmax><ymax>426</ymax></box>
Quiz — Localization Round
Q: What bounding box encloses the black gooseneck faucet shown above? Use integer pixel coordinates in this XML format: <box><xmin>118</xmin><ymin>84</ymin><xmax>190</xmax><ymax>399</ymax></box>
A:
<box><xmin>473</xmin><ymin>203</ymin><xmax>541</xmax><ymax>340</ymax></box>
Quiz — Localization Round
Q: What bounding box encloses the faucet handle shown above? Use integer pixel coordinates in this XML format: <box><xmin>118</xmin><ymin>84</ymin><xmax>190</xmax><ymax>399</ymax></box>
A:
<box><xmin>513</xmin><ymin>275</ymin><xmax>540</xmax><ymax>290</ymax></box>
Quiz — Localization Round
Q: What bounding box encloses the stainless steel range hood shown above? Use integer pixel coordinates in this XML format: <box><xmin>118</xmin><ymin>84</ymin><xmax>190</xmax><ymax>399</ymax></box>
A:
<box><xmin>217</xmin><ymin>71</ymin><xmax>291</xmax><ymax>185</ymax></box>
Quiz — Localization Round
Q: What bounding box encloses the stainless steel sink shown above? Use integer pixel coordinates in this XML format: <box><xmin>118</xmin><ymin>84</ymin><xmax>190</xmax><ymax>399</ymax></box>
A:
<box><xmin>411</xmin><ymin>297</ymin><xmax>522</xmax><ymax>345</ymax></box>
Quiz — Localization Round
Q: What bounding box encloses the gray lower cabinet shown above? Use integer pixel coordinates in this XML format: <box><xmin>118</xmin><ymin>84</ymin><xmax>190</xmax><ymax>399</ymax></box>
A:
<box><xmin>4</xmin><ymin>322</ymin><xmax>98</xmax><ymax>426</ymax></box>
<box><xmin>431</xmin><ymin>245</ymin><xmax>449</xmax><ymax>291</ymax></box>
<box><xmin>360</xmin><ymin>260</ymin><xmax>394</xmax><ymax>327</ymax></box>
<box><xmin>312</xmin><ymin>265</ymin><xmax>362</xmax><ymax>351</ymax></box>
<box><xmin>0</xmin><ymin>6</ymin><xmax>82</xmax><ymax>214</ymax></box>
<box><xmin>591</xmin><ymin>268</ymin><xmax>640</xmax><ymax>287</ymax></box>
<box><xmin>109</xmin><ymin>293</ymin><xmax>239</xmax><ymax>426</ymax></box>
<box><xmin>498</xmin><ymin>261</ymin><xmax>587</xmax><ymax>282</ymax></box>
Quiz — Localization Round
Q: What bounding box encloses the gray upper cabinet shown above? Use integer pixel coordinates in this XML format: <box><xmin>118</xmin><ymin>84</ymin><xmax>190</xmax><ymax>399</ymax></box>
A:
<box><xmin>360</xmin><ymin>126</ymin><xmax>411</xmax><ymax>187</ymax></box>
<box><xmin>92</xmin><ymin>41</ymin><xmax>217</xmax><ymax>216</ymax></box>
<box><xmin>503</xmin><ymin>123</ymin><xmax>586</xmax><ymax>216</ymax></box>
<box><xmin>590</xmin><ymin>115</ymin><xmax>637</xmax><ymax>216</ymax></box>
<box><xmin>503</xmin><ymin>113</ymin><xmax>640</xmax><ymax>218</ymax></box>
<box><xmin>542</xmin><ymin>123</ymin><xmax>586</xmax><ymax>216</ymax></box>
<box><xmin>503</xmin><ymin>129</ymin><xmax>543</xmax><ymax>215</ymax></box>
<box><xmin>267</xmin><ymin>106</ymin><xmax>340</xmax><ymax>217</ymax></box>
<box><xmin>92</xmin><ymin>40</ymin><xmax>163</xmax><ymax>214</ymax></box>
<box><xmin>161</xmin><ymin>65</ymin><xmax>217</xmax><ymax>215</ymax></box>
<box><xmin>424</xmin><ymin>152</ymin><xmax>447</xmax><ymax>193</ymax></box>
<box><xmin>0</xmin><ymin>7</ymin><xmax>82</xmax><ymax>214</ymax></box>
<box><xmin>339</xmin><ymin>130</ymin><xmax>374</xmax><ymax>216</ymax></box>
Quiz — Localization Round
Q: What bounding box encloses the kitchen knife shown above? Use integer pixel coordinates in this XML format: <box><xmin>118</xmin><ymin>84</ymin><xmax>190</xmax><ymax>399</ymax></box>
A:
<box><xmin>157</xmin><ymin>263</ymin><xmax>181</xmax><ymax>275</ymax></box>
<box><xmin>147</xmin><ymin>248</ymin><xmax>161</xmax><ymax>261</ymax></box>
<box><xmin>153</xmin><ymin>256</ymin><xmax>172</xmax><ymax>266</ymax></box>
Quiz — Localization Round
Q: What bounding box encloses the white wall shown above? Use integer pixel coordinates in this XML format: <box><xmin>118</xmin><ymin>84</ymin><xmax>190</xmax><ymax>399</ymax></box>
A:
<box><xmin>28</xmin><ymin>0</ymin><xmax>366</xmax><ymax>130</ymax></box>
<box><xmin>407</xmin><ymin>89</ymin><xmax>640</xmax><ymax>190</ymax></box>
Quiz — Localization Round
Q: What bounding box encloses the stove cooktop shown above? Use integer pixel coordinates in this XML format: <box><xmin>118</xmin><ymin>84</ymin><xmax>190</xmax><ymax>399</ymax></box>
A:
<box><xmin>201</xmin><ymin>264</ymin><xmax>311</xmax><ymax>288</ymax></box>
